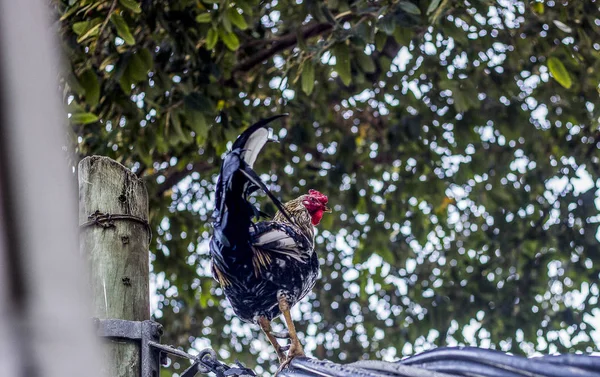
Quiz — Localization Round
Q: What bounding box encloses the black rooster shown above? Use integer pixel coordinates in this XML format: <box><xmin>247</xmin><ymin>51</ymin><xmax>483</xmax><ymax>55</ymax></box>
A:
<box><xmin>209</xmin><ymin>115</ymin><xmax>330</xmax><ymax>370</ymax></box>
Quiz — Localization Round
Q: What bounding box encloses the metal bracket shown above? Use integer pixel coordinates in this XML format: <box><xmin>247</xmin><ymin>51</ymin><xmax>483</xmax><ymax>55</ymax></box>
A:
<box><xmin>95</xmin><ymin>318</ymin><xmax>163</xmax><ymax>377</ymax></box>
<box><xmin>94</xmin><ymin>318</ymin><xmax>256</xmax><ymax>377</ymax></box>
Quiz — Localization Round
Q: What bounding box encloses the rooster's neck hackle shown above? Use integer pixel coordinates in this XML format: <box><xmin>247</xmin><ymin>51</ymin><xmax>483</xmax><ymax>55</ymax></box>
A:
<box><xmin>273</xmin><ymin>195</ymin><xmax>314</xmax><ymax>241</ymax></box>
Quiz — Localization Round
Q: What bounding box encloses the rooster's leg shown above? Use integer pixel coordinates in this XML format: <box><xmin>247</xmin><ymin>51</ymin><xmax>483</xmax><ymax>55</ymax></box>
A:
<box><xmin>256</xmin><ymin>316</ymin><xmax>286</xmax><ymax>364</ymax></box>
<box><xmin>277</xmin><ymin>292</ymin><xmax>305</xmax><ymax>371</ymax></box>
<box><xmin>270</xmin><ymin>329</ymin><xmax>290</xmax><ymax>339</ymax></box>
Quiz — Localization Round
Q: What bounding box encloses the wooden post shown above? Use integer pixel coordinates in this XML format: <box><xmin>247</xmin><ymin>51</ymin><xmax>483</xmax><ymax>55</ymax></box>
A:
<box><xmin>79</xmin><ymin>156</ymin><xmax>150</xmax><ymax>377</ymax></box>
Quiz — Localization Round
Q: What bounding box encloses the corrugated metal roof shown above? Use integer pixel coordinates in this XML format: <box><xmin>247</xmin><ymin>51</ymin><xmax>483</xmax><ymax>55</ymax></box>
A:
<box><xmin>278</xmin><ymin>347</ymin><xmax>600</xmax><ymax>377</ymax></box>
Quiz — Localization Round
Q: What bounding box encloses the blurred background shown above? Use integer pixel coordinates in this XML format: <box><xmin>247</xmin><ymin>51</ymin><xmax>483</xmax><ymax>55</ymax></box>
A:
<box><xmin>52</xmin><ymin>0</ymin><xmax>600</xmax><ymax>376</ymax></box>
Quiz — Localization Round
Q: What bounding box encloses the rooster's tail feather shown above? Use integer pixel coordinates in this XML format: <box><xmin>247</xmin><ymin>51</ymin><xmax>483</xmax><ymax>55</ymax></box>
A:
<box><xmin>233</xmin><ymin>114</ymin><xmax>288</xmax><ymax>168</ymax></box>
<box><xmin>211</xmin><ymin>114</ymin><xmax>293</xmax><ymax>257</ymax></box>
<box><xmin>239</xmin><ymin>166</ymin><xmax>294</xmax><ymax>224</ymax></box>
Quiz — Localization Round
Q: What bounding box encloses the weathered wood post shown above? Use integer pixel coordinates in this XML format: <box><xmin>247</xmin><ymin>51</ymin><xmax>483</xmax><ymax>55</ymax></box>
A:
<box><xmin>79</xmin><ymin>156</ymin><xmax>151</xmax><ymax>377</ymax></box>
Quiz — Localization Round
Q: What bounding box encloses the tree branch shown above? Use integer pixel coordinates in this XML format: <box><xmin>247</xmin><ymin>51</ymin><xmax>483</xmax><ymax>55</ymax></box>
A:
<box><xmin>233</xmin><ymin>22</ymin><xmax>334</xmax><ymax>74</ymax></box>
<box><xmin>153</xmin><ymin>23</ymin><xmax>410</xmax><ymax>198</ymax></box>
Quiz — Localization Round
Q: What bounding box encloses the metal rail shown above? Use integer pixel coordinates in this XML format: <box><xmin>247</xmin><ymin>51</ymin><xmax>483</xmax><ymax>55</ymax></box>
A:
<box><xmin>95</xmin><ymin>319</ymin><xmax>600</xmax><ymax>377</ymax></box>
<box><xmin>95</xmin><ymin>318</ymin><xmax>256</xmax><ymax>377</ymax></box>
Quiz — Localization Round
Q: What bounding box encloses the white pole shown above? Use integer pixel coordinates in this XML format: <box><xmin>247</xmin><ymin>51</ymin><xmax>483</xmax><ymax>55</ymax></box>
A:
<box><xmin>0</xmin><ymin>1</ymin><xmax>103</xmax><ymax>376</ymax></box>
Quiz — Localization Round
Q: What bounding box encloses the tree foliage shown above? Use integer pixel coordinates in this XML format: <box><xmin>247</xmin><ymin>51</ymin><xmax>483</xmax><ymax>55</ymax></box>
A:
<box><xmin>57</xmin><ymin>0</ymin><xmax>600</xmax><ymax>375</ymax></box>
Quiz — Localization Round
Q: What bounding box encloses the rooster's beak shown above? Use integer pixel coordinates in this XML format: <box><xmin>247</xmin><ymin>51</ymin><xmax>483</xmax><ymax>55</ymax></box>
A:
<box><xmin>324</xmin><ymin>206</ymin><xmax>332</xmax><ymax>213</ymax></box>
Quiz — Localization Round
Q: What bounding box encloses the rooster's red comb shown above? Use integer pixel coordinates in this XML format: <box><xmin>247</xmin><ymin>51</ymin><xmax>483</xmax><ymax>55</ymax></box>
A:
<box><xmin>308</xmin><ymin>189</ymin><xmax>328</xmax><ymax>204</ymax></box>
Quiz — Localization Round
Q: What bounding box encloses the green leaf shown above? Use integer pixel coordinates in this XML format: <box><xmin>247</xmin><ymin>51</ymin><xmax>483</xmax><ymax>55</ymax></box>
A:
<box><xmin>301</xmin><ymin>62</ymin><xmax>315</xmax><ymax>95</ymax></box>
<box><xmin>73</xmin><ymin>18</ymin><xmax>102</xmax><ymax>42</ymax></box>
<box><xmin>206</xmin><ymin>27</ymin><xmax>218</xmax><ymax>49</ymax></box>
<box><xmin>118</xmin><ymin>0</ymin><xmax>141</xmax><ymax>14</ymax></box>
<box><xmin>111</xmin><ymin>14</ymin><xmax>135</xmax><ymax>45</ymax></box>
<box><xmin>531</xmin><ymin>2</ymin><xmax>544</xmax><ymax>14</ymax></box>
<box><xmin>137</xmin><ymin>48</ymin><xmax>154</xmax><ymax>72</ymax></box>
<box><xmin>227</xmin><ymin>8</ymin><xmax>248</xmax><ymax>30</ymax></box>
<box><xmin>355</xmin><ymin>23</ymin><xmax>374</xmax><ymax>44</ymax></box>
<box><xmin>67</xmin><ymin>73</ymin><xmax>85</xmax><ymax>96</ymax></box>
<box><xmin>377</xmin><ymin>246</ymin><xmax>396</xmax><ymax>265</ymax></box>
<box><xmin>356</xmin><ymin>54</ymin><xmax>376</xmax><ymax>73</ymax></box>
<box><xmin>59</xmin><ymin>4</ymin><xmax>81</xmax><ymax>21</ymax></box>
<box><xmin>333</xmin><ymin>43</ymin><xmax>352</xmax><ymax>86</ymax></box>
<box><xmin>66</xmin><ymin>100</ymin><xmax>85</xmax><ymax>114</ymax></box>
<box><xmin>199</xmin><ymin>280</ymin><xmax>213</xmax><ymax>308</ymax></box>
<box><xmin>135</xmin><ymin>139</ymin><xmax>154</xmax><ymax>166</ymax></box>
<box><xmin>236</xmin><ymin>2</ymin><xmax>254</xmax><ymax>16</ymax></box>
<box><xmin>184</xmin><ymin>93</ymin><xmax>214</xmax><ymax>113</ymax></box>
<box><xmin>398</xmin><ymin>1</ymin><xmax>421</xmax><ymax>15</ymax></box>
<box><xmin>187</xmin><ymin>110</ymin><xmax>209</xmax><ymax>144</ymax></box>
<box><xmin>128</xmin><ymin>51</ymin><xmax>150</xmax><ymax>81</ymax></box>
<box><xmin>195</xmin><ymin>12</ymin><xmax>212</xmax><ymax>23</ymax></box>
<box><xmin>547</xmin><ymin>57</ymin><xmax>572</xmax><ymax>89</ymax></box>
<box><xmin>78</xmin><ymin>69</ymin><xmax>100</xmax><ymax>107</ymax></box>
<box><xmin>168</xmin><ymin>110</ymin><xmax>190</xmax><ymax>145</ymax></box>
<box><xmin>70</xmin><ymin>112</ymin><xmax>99</xmax><ymax>124</ymax></box>
<box><xmin>378</xmin><ymin>15</ymin><xmax>396</xmax><ymax>35</ymax></box>
<box><xmin>221</xmin><ymin>14</ymin><xmax>232</xmax><ymax>33</ymax></box>
<box><xmin>155</xmin><ymin>123</ymin><xmax>168</xmax><ymax>153</ymax></box>
<box><xmin>77</xmin><ymin>22</ymin><xmax>102</xmax><ymax>43</ymax></box>
<box><xmin>427</xmin><ymin>0</ymin><xmax>442</xmax><ymax>15</ymax></box>
<box><xmin>375</xmin><ymin>32</ymin><xmax>388</xmax><ymax>51</ymax></box>
<box><xmin>72</xmin><ymin>21</ymin><xmax>91</xmax><ymax>35</ymax></box>
<box><xmin>113</xmin><ymin>55</ymin><xmax>131</xmax><ymax>90</ymax></box>
<box><xmin>453</xmin><ymin>91</ymin><xmax>470</xmax><ymax>113</ymax></box>
<box><xmin>440</xmin><ymin>79</ymin><xmax>478</xmax><ymax>112</ymax></box>
<box><xmin>393</xmin><ymin>27</ymin><xmax>412</xmax><ymax>45</ymax></box>
<box><xmin>119</xmin><ymin>73</ymin><xmax>133</xmax><ymax>94</ymax></box>
<box><xmin>219</xmin><ymin>30</ymin><xmax>240</xmax><ymax>51</ymax></box>
<box><xmin>117</xmin><ymin>50</ymin><xmax>150</xmax><ymax>93</ymax></box>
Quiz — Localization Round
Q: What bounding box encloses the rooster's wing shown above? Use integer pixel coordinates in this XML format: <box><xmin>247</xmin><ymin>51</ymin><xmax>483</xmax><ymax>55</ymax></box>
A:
<box><xmin>250</xmin><ymin>221</ymin><xmax>313</xmax><ymax>264</ymax></box>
